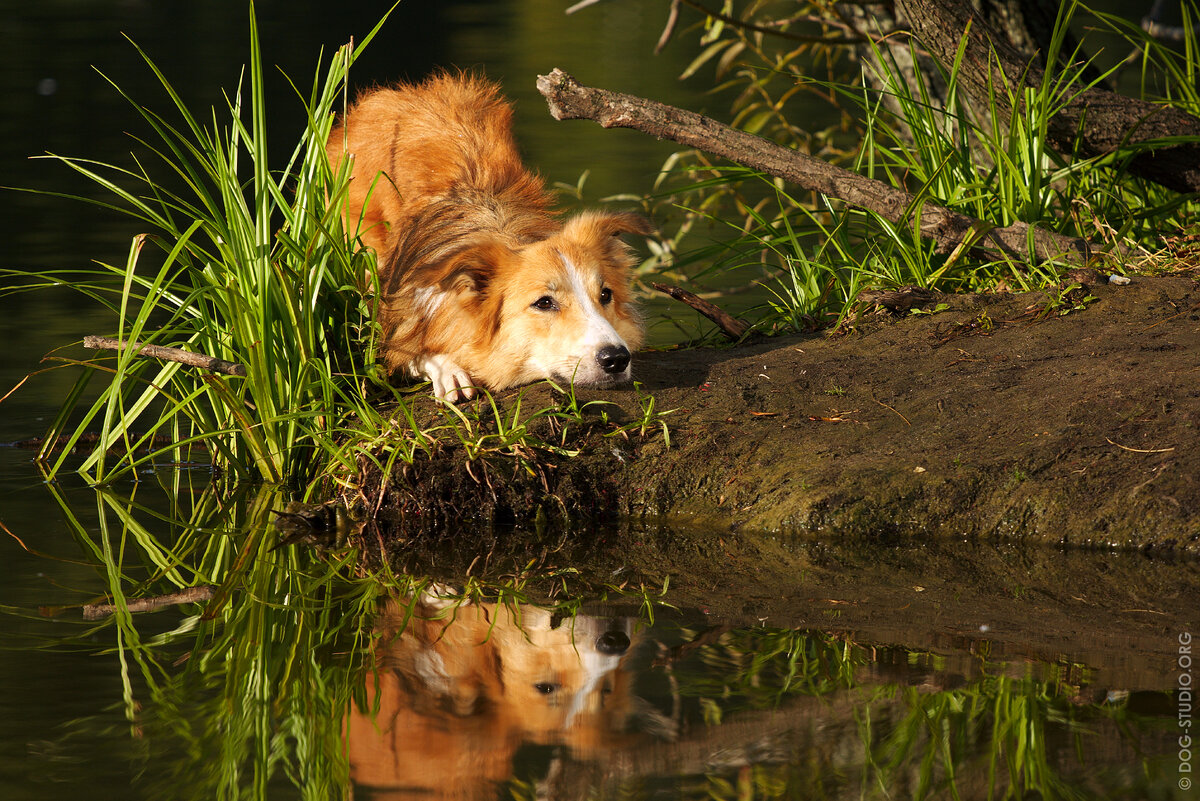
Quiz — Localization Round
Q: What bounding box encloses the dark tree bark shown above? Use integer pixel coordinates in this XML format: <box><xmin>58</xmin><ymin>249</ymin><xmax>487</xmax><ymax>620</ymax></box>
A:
<box><xmin>974</xmin><ymin>0</ymin><xmax>1106</xmax><ymax>86</ymax></box>
<box><xmin>537</xmin><ymin>69</ymin><xmax>1094</xmax><ymax>264</ymax></box>
<box><xmin>895</xmin><ymin>0</ymin><xmax>1200</xmax><ymax>194</ymax></box>
<box><xmin>845</xmin><ymin>0</ymin><xmax>1108</xmax><ymax>139</ymax></box>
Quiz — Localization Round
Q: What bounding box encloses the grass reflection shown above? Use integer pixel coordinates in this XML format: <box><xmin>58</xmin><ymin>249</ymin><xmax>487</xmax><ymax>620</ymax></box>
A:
<box><xmin>23</xmin><ymin>480</ymin><xmax>1179</xmax><ymax>800</ymax></box>
<box><xmin>45</xmin><ymin>480</ymin><xmax>381</xmax><ymax>799</ymax></box>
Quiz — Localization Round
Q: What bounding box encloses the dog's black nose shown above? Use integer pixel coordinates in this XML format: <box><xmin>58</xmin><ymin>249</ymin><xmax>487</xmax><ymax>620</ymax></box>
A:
<box><xmin>596</xmin><ymin>345</ymin><xmax>630</xmax><ymax>375</ymax></box>
<box><xmin>595</xmin><ymin>630</ymin><xmax>630</xmax><ymax>655</ymax></box>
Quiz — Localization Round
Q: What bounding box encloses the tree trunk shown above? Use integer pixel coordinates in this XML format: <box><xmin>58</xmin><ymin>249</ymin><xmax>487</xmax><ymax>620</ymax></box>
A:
<box><xmin>895</xmin><ymin>0</ymin><xmax>1200</xmax><ymax>194</ymax></box>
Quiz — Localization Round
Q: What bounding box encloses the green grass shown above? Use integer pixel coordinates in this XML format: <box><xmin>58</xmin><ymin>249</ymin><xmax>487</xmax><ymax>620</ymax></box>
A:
<box><xmin>0</xmin><ymin>3</ymin><xmax>672</xmax><ymax>493</ymax></box>
<box><xmin>643</xmin><ymin>0</ymin><xmax>1200</xmax><ymax>335</ymax></box>
<box><xmin>2</xmin><ymin>4</ymin><xmax>390</xmax><ymax>487</ymax></box>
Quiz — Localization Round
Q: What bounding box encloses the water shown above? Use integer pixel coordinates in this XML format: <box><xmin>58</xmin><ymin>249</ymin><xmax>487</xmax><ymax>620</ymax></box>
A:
<box><xmin>0</xmin><ymin>2</ymin><xmax>1190</xmax><ymax>799</ymax></box>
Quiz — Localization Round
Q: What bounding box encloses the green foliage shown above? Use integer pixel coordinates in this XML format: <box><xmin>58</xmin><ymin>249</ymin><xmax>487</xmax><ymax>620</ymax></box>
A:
<box><xmin>646</xmin><ymin>0</ymin><xmax>1200</xmax><ymax>333</ymax></box>
<box><xmin>2</xmin><ymin>5</ymin><xmax>392</xmax><ymax>487</ymax></box>
<box><xmin>0</xmin><ymin>3</ymin><xmax>673</xmax><ymax>491</ymax></box>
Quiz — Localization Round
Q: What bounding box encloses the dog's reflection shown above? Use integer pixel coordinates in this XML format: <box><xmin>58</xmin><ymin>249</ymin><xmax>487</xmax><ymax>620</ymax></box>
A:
<box><xmin>347</xmin><ymin>594</ymin><xmax>639</xmax><ymax>799</ymax></box>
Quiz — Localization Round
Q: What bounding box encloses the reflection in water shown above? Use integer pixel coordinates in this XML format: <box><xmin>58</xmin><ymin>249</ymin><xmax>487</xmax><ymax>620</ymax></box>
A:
<box><xmin>348</xmin><ymin>592</ymin><xmax>1178</xmax><ymax>801</ymax></box>
<box><xmin>0</xmin><ymin>482</ymin><xmax>1184</xmax><ymax>800</ymax></box>
<box><xmin>349</xmin><ymin>596</ymin><xmax>650</xmax><ymax>800</ymax></box>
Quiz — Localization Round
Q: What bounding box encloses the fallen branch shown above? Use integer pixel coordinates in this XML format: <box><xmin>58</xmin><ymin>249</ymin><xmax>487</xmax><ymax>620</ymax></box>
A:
<box><xmin>536</xmin><ymin>69</ymin><xmax>1095</xmax><ymax>265</ymax></box>
<box><xmin>84</xmin><ymin>335</ymin><xmax>247</xmax><ymax>377</ymax></box>
<box><xmin>651</xmin><ymin>282</ymin><xmax>750</xmax><ymax>340</ymax></box>
<box><xmin>83</xmin><ymin>585</ymin><xmax>216</xmax><ymax>621</ymax></box>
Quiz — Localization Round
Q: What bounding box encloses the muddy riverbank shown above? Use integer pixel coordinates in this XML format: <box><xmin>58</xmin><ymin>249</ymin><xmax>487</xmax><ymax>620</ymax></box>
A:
<box><xmin>373</xmin><ymin>273</ymin><xmax>1200</xmax><ymax>552</ymax></box>
<box><xmin>616</xmin><ymin>274</ymin><xmax>1200</xmax><ymax>552</ymax></box>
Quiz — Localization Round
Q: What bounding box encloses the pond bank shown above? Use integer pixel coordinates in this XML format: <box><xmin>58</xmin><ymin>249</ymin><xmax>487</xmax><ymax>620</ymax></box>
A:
<box><xmin>616</xmin><ymin>273</ymin><xmax>1200</xmax><ymax>552</ymax></box>
<box><xmin>371</xmin><ymin>273</ymin><xmax>1200</xmax><ymax>553</ymax></box>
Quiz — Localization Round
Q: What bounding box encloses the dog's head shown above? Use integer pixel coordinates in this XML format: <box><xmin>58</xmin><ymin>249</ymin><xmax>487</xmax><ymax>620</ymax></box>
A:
<box><xmin>411</xmin><ymin>210</ymin><xmax>652</xmax><ymax>391</ymax></box>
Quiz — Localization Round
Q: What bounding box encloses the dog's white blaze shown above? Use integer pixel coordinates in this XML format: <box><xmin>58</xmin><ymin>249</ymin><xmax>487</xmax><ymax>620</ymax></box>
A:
<box><xmin>565</xmin><ymin>645</ymin><xmax>625</xmax><ymax>724</ymax></box>
<box><xmin>560</xmin><ymin>253</ymin><xmax>625</xmax><ymax>352</ymax></box>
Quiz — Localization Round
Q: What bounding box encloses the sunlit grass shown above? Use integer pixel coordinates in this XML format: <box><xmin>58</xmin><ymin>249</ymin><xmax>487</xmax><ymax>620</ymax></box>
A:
<box><xmin>0</xmin><ymin>2</ymin><xmax>673</xmax><ymax>494</ymax></box>
<box><xmin>0</xmin><ymin>5</ymin><xmax>391</xmax><ymax>487</ymax></box>
<box><xmin>645</xmin><ymin>0</ymin><xmax>1200</xmax><ymax>335</ymax></box>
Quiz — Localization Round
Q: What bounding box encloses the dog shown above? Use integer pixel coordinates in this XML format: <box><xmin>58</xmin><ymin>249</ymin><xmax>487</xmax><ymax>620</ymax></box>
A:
<box><xmin>326</xmin><ymin>73</ymin><xmax>651</xmax><ymax>401</ymax></box>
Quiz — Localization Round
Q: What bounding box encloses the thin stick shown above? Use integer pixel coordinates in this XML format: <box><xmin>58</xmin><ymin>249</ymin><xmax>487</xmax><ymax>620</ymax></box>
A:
<box><xmin>83</xmin><ymin>585</ymin><xmax>216</xmax><ymax>621</ymax></box>
<box><xmin>873</xmin><ymin>396</ymin><xmax>912</xmax><ymax>426</ymax></box>
<box><xmin>650</xmin><ymin>282</ymin><xmax>750</xmax><ymax>340</ymax></box>
<box><xmin>84</xmin><ymin>335</ymin><xmax>247</xmax><ymax>377</ymax></box>
<box><xmin>656</xmin><ymin>0</ymin><xmax>682</xmax><ymax>54</ymax></box>
<box><xmin>537</xmin><ymin>69</ymin><xmax>1094</xmax><ymax>265</ymax></box>
<box><xmin>1105</xmin><ymin>437</ymin><xmax>1175</xmax><ymax>454</ymax></box>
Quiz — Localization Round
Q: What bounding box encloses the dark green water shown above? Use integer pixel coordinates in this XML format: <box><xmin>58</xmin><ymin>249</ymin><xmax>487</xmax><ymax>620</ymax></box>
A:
<box><xmin>0</xmin><ymin>2</ymin><xmax>1190</xmax><ymax>799</ymax></box>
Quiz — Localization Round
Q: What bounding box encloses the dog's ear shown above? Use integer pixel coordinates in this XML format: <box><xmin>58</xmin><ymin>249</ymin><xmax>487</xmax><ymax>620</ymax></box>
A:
<box><xmin>599</xmin><ymin>211</ymin><xmax>655</xmax><ymax>238</ymax></box>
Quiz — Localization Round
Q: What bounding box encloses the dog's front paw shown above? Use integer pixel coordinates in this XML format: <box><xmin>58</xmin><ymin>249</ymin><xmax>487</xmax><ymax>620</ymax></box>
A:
<box><xmin>416</xmin><ymin>354</ymin><xmax>478</xmax><ymax>402</ymax></box>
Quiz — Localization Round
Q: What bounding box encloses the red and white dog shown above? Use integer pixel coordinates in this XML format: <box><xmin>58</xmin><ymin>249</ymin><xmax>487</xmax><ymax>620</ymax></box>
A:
<box><xmin>327</xmin><ymin>73</ymin><xmax>650</xmax><ymax>400</ymax></box>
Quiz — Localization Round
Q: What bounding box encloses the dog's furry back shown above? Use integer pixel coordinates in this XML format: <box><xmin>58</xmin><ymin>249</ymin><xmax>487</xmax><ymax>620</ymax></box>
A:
<box><xmin>327</xmin><ymin>73</ymin><xmax>649</xmax><ymax>392</ymax></box>
<box><xmin>328</xmin><ymin>74</ymin><xmax>555</xmax><ymax>261</ymax></box>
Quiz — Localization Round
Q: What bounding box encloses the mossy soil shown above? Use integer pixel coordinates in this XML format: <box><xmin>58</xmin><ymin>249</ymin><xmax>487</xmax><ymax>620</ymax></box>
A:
<box><xmin>364</xmin><ymin>274</ymin><xmax>1200</xmax><ymax>688</ymax></box>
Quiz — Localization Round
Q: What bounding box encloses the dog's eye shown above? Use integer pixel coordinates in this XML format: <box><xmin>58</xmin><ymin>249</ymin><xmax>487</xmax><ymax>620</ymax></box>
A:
<box><xmin>599</xmin><ymin>287</ymin><xmax>613</xmax><ymax>305</ymax></box>
<box><xmin>533</xmin><ymin>682</ymin><xmax>560</xmax><ymax>695</ymax></box>
<box><xmin>531</xmin><ymin>296</ymin><xmax>558</xmax><ymax>311</ymax></box>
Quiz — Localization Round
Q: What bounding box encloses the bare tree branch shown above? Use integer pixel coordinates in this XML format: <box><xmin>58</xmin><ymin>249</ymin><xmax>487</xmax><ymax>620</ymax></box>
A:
<box><xmin>536</xmin><ymin>68</ymin><xmax>1095</xmax><ymax>265</ymax></box>
<box><xmin>84</xmin><ymin>335</ymin><xmax>247</xmax><ymax>377</ymax></box>
<box><xmin>83</xmin><ymin>585</ymin><xmax>216</xmax><ymax>621</ymax></box>
<box><xmin>650</xmin><ymin>282</ymin><xmax>750</xmax><ymax>340</ymax></box>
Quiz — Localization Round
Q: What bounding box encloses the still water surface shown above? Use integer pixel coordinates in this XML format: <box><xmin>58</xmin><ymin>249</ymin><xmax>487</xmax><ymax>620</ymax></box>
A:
<box><xmin>0</xmin><ymin>2</ymin><xmax>1188</xmax><ymax>798</ymax></box>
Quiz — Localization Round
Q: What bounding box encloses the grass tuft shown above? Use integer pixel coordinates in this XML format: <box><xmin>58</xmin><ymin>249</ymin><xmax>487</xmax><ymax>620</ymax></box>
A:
<box><xmin>2</xmin><ymin>4</ymin><xmax>400</xmax><ymax>487</ymax></box>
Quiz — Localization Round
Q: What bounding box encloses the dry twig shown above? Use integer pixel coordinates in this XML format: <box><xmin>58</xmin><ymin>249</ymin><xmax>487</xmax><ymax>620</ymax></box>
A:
<box><xmin>84</xmin><ymin>335</ymin><xmax>247</xmax><ymax>377</ymax></box>
<box><xmin>83</xmin><ymin>585</ymin><xmax>216</xmax><ymax>621</ymax></box>
<box><xmin>650</xmin><ymin>282</ymin><xmax>750</xmax><ymax>340</ymax></box>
